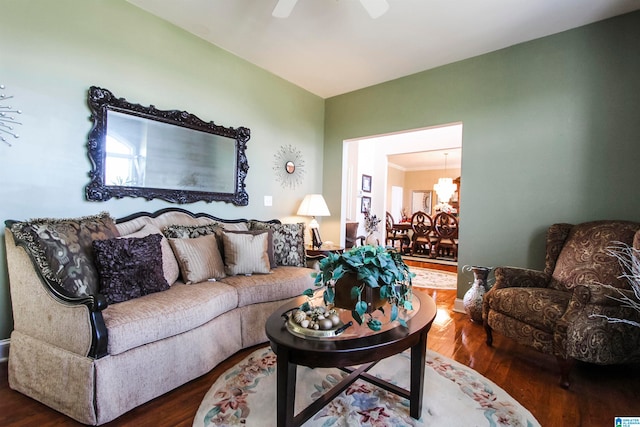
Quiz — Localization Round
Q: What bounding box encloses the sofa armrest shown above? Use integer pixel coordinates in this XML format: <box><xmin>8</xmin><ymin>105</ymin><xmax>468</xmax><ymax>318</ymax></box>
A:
<box><xmin>5</xmin><ymin>229</ymin><xmax>106</xmax><ymax>358</ymax></box>
<box><xmin>492</xmin><ymin>266</ymin><xmax>551</xmax><ymax>290</ymax></box>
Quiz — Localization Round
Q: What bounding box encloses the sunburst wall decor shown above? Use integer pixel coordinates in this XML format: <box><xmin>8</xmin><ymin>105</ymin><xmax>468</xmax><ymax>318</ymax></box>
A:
<box><xmin>0</xmin><ymin>84</ymin><xmax>22</xmax><ymax>147</ymax></box>
<box><xmin>273</xmin><ymin>144</ymin><xmax>306</xmax><ymax>189</ymax></box>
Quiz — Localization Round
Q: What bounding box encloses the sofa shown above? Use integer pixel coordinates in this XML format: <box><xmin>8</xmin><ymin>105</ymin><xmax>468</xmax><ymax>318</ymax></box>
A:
<box><xmin>4</xmin><ymin>207</ymin><xmax>315</xmax><ymax>425</ymax></box>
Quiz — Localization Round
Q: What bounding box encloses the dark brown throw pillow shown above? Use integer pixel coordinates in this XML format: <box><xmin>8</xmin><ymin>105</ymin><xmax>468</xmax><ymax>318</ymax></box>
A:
<box><xmin>10</xmin><ymin>212</ymin><xmax>120</xmax><ymax>297</ymax></box>
<box><xmin>92</xmin><ymin>234</ymin><xmax>169</xmax><ymax>305</ymax></box>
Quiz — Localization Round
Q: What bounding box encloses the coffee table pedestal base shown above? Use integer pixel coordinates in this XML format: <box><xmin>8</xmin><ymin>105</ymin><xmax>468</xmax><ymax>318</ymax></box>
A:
<box><xmin>275</xmin><ymin>329</ymin><xmax>428</xmax><ymax>427</ymax></box>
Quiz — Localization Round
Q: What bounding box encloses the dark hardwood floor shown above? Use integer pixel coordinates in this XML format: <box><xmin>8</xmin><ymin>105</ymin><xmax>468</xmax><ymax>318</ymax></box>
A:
<box><xmin>1</xmin><ymin>274</ymin><xmax>639</xmax><ymax>426</ymax></box>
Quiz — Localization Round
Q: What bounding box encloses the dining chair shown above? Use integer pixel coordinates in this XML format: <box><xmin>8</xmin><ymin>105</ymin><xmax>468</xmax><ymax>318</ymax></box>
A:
<box><xmin>345</xmin><ymin>221</ymin><xmax>364</xmax><ymax>249</ymax></box>
<box><xmin>385</xmin><ymin>212</ymin><xmax>406</xmax><ymax>251</ymax></box>
<box><xmin>432</xmin><ymin>212</ymin><xmax>459</xmax><ymax>260</ymax></box>
<box><xmin>410</xmin><ymin>211</ymin><xmax>435</xmax><ymax>256</ymax></box>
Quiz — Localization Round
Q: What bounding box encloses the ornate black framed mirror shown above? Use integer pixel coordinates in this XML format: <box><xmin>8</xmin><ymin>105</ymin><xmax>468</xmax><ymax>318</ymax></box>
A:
<box><xmin>86</xmin><ymin>86</ymin><xmax>250</xmax><ymax>205</ymax></box>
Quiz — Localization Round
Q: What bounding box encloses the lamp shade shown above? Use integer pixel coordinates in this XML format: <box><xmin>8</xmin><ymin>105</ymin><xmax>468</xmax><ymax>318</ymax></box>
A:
<box><xmin>297</xmin><ymin>194</ymin><xmax>330</xmax><ymax>217</ymax></box>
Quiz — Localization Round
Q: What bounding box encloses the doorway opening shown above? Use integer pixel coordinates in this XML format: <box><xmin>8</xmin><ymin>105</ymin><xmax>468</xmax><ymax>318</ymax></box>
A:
<box><xmin>340</xmin><ymin>122</ymin><xmax>462</xmax><ymax>268</ymax></box>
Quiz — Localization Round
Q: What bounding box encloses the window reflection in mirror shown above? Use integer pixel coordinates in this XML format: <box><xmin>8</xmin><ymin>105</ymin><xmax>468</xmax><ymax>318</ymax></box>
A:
<box><xmin>105</xmin><ymin>134</ymin><xmax>137</xmax><ymax>186</ymax></box>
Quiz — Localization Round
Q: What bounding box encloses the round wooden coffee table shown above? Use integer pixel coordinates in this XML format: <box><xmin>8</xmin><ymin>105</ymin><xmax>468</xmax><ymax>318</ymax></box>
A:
<box><xmin>265</xmin><ymin>293</ymin><xmax>437</xmax><ymax>427</ymax></box>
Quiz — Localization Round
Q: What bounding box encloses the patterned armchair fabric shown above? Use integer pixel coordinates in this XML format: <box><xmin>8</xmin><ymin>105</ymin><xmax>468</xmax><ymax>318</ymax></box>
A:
<box><xmin>483</xmin><ymin>220</ymin><xmax>640</xmax><ymax>385</ymax></box>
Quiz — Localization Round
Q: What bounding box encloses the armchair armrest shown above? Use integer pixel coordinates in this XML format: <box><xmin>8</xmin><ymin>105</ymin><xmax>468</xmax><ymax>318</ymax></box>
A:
<box><xmin>493</xmin><ymin>266</ymin><xmax>551</xmax><ymax>290</ymax></box>
<box><xmin>556</xmin><ymin>283</ymin><xmax>640</xmax><ymax>364</ymax></box>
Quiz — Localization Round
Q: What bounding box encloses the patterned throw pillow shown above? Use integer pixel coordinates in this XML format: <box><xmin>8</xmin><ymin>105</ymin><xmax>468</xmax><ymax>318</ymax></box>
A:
<box><xmin>221</xmin><ymin>231</ymin><xmax>271</xmax><ymax>276</ymax></box>
<box><xmin>162</xmin><ymin>223</ymin><xmax>223</xmax><ymax>239</ymax></box>
<box><xmin>249</xmin><ymin>222</ymin><xmax>306</xmax><ymax>267</ymax></box>
<box><xmin>168</xmin><ymin>234</ymin><xmax>226</xmax><ymax>284</ymax></box>
<box><xmin>92</xmin><ymin>234</ymin><xmax>169</xmax><ymax>304</ymax></box>
<box><xmin>10</xmin><ymin>212</ymin><xmax>120</xmax><ymax>297</ymax></box>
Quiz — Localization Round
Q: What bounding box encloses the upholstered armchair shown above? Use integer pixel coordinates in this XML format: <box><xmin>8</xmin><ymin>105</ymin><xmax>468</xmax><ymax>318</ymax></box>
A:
<box><xmin>483</xmin><ymin>220</ymin><xmax>640</xmax><ymax>388</ymax></box>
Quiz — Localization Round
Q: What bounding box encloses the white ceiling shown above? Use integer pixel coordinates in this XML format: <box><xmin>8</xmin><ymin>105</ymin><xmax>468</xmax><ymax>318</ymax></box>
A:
<box><xmin>388</xmin><ymin>149</ymin><xmax>461</xmax><ymax>172</ymax></box>
<box><xmin>126</xmin><ymin>0</ymin><xmax>640</xmax><ymax>98</ymax></box>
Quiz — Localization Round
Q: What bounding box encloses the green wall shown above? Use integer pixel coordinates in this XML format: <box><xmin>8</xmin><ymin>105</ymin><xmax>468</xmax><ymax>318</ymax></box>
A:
<box><xmin>1</xmin><ymin>2</ymin><xmax>639</xmax><ymax>342</ymax></box>
<box><xmin>0</xmin><ymin>1</ymin><xmax>325</xmax><ymax>340</ymax></box>
<box><xmin>324</xmin><ymin>11</ymin><xmax>640</xmax><ymax>298</ymax></box>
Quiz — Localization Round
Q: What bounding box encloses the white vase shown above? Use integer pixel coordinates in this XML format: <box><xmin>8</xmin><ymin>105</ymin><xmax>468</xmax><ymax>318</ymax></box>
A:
<box><xmin>365</xmin><ymin>232</ymin><xmax>379</xmax><ymax>246</ymax></box>
<box><xmin>463</xmin><ymin>266</ymin><xmax>491</xmax><ymax>323</ymax></box>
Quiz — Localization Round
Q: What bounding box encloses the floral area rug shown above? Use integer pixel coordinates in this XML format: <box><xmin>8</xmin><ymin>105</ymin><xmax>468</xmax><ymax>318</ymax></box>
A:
<box><xmin>410</xmin><ymin>266</ymin><xmax>457</xmax><ymax>290</ymax></box>
<box><xmin>194</xmin><ymin>346</ymin><xmax>539</xmax><ymax>427</ymax></box>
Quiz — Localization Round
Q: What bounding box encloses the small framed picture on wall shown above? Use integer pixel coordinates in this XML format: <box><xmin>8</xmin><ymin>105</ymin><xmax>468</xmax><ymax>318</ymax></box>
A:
<box><xmin>362</xmin><ymin>174</ymin><xmax>372</xmax><ymax>193</ymax></box>
<box><xmin>361</xmin><ymin>196</ymin><xmax>371</xmax><ymax>213</ymax></box>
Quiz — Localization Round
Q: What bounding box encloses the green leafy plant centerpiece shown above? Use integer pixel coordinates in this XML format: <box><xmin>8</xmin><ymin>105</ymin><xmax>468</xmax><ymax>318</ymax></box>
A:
<box><xmin>305</xmin><ymin>245</ymin><xmax>415</xmax><ymax>331</ymax></box>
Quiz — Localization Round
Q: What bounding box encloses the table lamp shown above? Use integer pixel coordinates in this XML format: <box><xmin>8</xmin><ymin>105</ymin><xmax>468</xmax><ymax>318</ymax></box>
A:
<box><xmin>297</xmin><ymin>194</ymin><xmax>330</xmax><ymax>248</ymax></box>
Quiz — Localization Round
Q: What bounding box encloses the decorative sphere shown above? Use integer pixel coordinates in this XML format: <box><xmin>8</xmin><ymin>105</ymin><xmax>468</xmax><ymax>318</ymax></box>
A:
<box><xmin>318</xmin><ymin>318</ymin><xmax>333</xmax><ymax>330</ymax></box>
<box><xmin>293</xmin><ymin>310</ymin><xmax>307</xmax><ymax>324</ymax></box>
<box><xmin>329</xmin><ymin>314</ymin><xmax>340</xmax><ymax>326</ymax></box>
<box><xmin>300</xmin><ymin>319</ymin><xmax>310</xmax><ymax>328</ymax></box>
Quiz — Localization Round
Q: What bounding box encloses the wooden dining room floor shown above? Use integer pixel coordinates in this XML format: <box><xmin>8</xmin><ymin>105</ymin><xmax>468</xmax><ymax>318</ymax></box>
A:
<box><xmin>1</xmin><ymin>287</ymin><xmax>639</xmax><ymax>426</ymax></box>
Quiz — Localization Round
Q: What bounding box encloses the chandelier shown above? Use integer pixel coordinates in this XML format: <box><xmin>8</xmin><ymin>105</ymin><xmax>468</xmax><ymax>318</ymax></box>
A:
<box><xmin>433</xmin><ymin>153</ymin><xmax>456</xmax><ymax>203</ymax></box>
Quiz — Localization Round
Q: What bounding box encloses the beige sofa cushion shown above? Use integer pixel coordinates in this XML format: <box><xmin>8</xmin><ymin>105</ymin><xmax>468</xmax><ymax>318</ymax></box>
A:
<box><xmin>220</xmin><ymin>266</ymin><xmax>314</xmax><ymax>307</ymax></box>
<box><xmin>102</xmin><ymin>281</ymin><xmax>238</xmax><ymax>355</ymax></box>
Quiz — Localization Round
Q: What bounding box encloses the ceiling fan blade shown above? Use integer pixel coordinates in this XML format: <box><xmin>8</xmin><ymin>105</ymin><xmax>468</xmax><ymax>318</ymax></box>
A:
<box><xmin>272</xmin><ymin>0</ymin><xmax>298</xmax><ymax>18</ymax></box>
<box><xmin>360</xmin><ymin>0</ymin><xmax>389</xmax><ymax>19</ymax></box>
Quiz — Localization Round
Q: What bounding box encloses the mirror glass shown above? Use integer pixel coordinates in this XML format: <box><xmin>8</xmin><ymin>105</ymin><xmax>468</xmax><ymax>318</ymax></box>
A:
<box><xmin>412</xmin><ymin>190</ymin><xmax>432</xmax><ymax>215</ymax></box>
<box><xmin>285</xmin><ymin>161</ymin><xmax>295</xmax><ymax>174</ymax></box>
<box><xmin>105</xmin><ymin>111</ymin><xmax>236</xmax><ymax>193</ymax></box>
<box><xmin>86</xmin><ymin>86</ymin><xmax>250</xmax><ymax>205</ymax></box>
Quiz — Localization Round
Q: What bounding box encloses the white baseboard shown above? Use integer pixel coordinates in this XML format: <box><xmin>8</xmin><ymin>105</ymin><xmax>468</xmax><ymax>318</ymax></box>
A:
<box><xmin>453</xmin><ymin>298</ymin><xmax>465</xmax><ymax>314</ymax></box>
<box><xmin>0</xmin><ymin>339</ymin><xmax>9</xmax><ymax>363</ymax></box>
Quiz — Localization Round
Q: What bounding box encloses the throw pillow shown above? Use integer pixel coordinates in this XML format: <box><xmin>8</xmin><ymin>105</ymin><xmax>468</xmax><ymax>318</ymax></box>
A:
<box><xmin>221</xmin><ymin>231</ymin><xmax>271</xmax><ymax>276</ymax></box>
<box><xmin>122</xmin><ymin>224</ymin><xmax>180</xmax><ymax>285</ymax></box>
<box><xmin>168</xmin><ymin>234</ymin><xmax>226</xmax><ymax>284</ymax></box>
<box><xmin>163</xmin><ymin>222</ymin><xmax>226</xmax><ymax>261</ymax></box>
<box><xmin>10</xmin><ymin>212</ymin><xmax>120</xmax><ymax>297</ymax></box>
<box><xmin>92</xmin><ymin>234</ymin><xmax>169</xmax><ymax>305</ymax></box>
<box><xmin>225</xmin><ymin>229</ymin><xmax>276</xmax><ymax>268</ymax></box>
<box><xmin>221</xmin><ymin>222</ymin><xmax>249</xmax><ymax>231</ymax></box>
<box><xmin>250</xmin><ymin>221</ymin><xmax>306</xmax><ymax>267</ymax></box>
<box><xmin>162</xmin><ymin>223</ymin><xmax>223</xmax><ymax>239</ymax></box>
